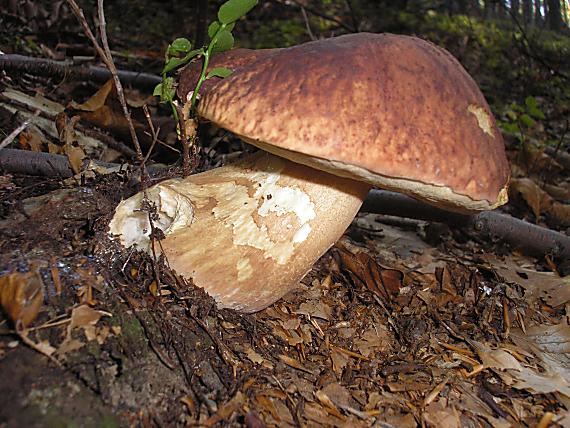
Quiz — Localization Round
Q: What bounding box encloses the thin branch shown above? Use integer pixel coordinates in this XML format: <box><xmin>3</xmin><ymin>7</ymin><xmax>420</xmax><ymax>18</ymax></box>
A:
<box><xmin>0</xmin><ymin>54</ymin><xmax>161</xmax><ymax>89</ymax></box>
<box><xmin>501</xmin><ymin>2</ymin><xmax>569</xmax><ymax>80</ymax></box>
<box><xmin>95</xmin><ymin>0</ymin><xmax>144</xmax><ymax>161</ymax></box>
<box><xmin>344</xmin><ymin>0</ymin><xmax>360</xmax><ymax>32</ymax></box>
<box><xmin>65</xmin><ymin>0</ymin><xmax>146</xmax><ymax>182</ymax></box>
<box><xmin>300</xmin><ymin>7</ymin><xmax>317</xmax><ymax>41</ymax></box>
<box><xmin>273</xmin><ymin>0</ymin><xmax>357</xmax><ymax>33</ymax></box>
<box><xmin>141</xmin><ymin>105</ymin><xmax>160</xmax><ymax>164</ymax></box>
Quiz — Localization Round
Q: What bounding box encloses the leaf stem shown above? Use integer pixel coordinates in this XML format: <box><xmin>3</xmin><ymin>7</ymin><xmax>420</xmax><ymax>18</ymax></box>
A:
<box><xmin>190</xmin><ymin>23</ymin><xmax>227</xmax><ymax>111</ymax></box>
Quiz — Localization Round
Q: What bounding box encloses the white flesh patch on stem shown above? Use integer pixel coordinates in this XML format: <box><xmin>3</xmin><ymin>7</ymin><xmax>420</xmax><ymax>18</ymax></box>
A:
<box><xmin>109</xmin><ymin>155</ymin><xmax>316</xmax><ymax>266</ymax></box>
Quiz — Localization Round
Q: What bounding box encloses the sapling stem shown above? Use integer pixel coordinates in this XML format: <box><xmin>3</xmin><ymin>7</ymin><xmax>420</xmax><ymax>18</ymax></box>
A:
<box><xmin>190</xmin><ymin>23</ymin><xmax>227</xmax><ymax>111</ymax></box>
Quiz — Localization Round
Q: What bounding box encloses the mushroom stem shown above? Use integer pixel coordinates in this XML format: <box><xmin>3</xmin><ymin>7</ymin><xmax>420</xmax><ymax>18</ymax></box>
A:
<box><xmin>109</xmin><ymin>152</ymin><xmax>371</xmax><ymax>312</ymax></box>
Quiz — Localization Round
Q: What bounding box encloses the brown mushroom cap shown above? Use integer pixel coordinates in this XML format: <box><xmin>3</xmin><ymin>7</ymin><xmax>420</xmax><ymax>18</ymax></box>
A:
<box><xmin>197</xmin><ymin>33</ymin><xmax>510</xmax><ymax>212</ymax></box>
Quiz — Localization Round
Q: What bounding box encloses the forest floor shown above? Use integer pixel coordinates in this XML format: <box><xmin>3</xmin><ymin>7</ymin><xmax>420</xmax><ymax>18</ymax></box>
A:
<box><xmin>0</xmin><ymin>1</ymin><xmax>570</xmax><ymax>427</ymax></box>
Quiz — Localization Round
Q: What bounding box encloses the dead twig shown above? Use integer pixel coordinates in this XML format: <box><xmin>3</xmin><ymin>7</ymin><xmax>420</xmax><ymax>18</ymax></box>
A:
<box><xmin>65</xmin><ymin>0</ymin><xmax>147</xmax><ymax>184</ymax></box>
<box><xmin>174</xmin><ymin>102</ymin><xmax>192</xmax><ymax>177</ymax></box>
<box><xmin>273</xmin><ymin>0</ymin><xmax>357</xmax><ymax>33</ymax></box>
<box><xmin>95</xmin><ymin>0</ymin><xmax>143</xmax><ymax>161</ymax></box>
<box><xmin>300</xmin><ymin>7</ymin><xmax>317</xmax><ymax>41</ymax></box>
<box><xmin>0</xmin><ymin>110</ymin><xmax>41</xmax><ymax>150</ymax></box>
<box><xmin>190</xmin><ymin>315</ymin><xmax>240</xmax><ymax>376</ymax></box>
<box><xmin>0</xmin><ymin>54</ymin><xmax>161</xmax><ymax>90</ymax></box>
<box><xmin>362</xmin><ymin>190</ymin><xmax>570</xmax><ymax>259</ymax></box>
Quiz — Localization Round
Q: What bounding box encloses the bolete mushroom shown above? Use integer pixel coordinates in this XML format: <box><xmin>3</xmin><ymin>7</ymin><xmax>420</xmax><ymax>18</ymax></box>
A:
<box><xmin>109</xmin><ymin>33</ymin><xmax>510</xmax><ymax>312</ymax></box>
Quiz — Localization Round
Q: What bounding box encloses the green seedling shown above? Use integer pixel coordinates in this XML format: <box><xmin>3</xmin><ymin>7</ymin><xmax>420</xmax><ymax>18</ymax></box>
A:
<box><xmin>499</xmin><ymin>96</ymin><xmax>546</xmax><ymax>143</ymax></box>
<box><xmin>153</xmin><ymin>0</ymin><xmax>258</xmax><ymax>120</ymax></box>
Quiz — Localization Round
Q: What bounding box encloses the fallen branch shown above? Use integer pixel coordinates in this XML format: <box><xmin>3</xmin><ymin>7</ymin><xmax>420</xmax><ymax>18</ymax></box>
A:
<box><xmin>1</xmin><ymin>148</ymin><xmax>568</xmax><ymax>259</ymax></box>
<box><xmin>0</xmin><ymin>148</ymin><xmax>114</xmax><ymax>177</ymax></box>
<box><xmin>0</xmin><ymin>54</ymin><xmax>161</xmax><ymax>90</ymax></box>
<box><xmin>362</xmin><ymin>190</ymin><xmax>570</xmax><ymax>259</ymax></box>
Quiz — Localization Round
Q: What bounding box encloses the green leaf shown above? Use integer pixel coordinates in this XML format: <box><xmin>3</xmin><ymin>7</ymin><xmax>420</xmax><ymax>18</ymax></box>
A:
<box><xmin>525</xmin><ymin>96</ymin><xmax>545</xmax><ymax>120</ymax></box>
<box><xmin>154</xmin><ymin>77</ymin><xmax>176</xmax><ymax>103</ymax></box>
<box><xmin>520</xmin><ymin>113</ymin><xmax>535</xmax><ymax>128</ymax></box>
<box><xmin>163</xmin><ymin>57</ymin><xmax>189</xmax><ymax>74</ymax></box>
<box><xmin>206</xmin><ymin>67</ymin><xmax>233</xmax><ymax>79</ymax></box>
<box><xmin>167</xmin><ymin>38</ymin><xmax>192</xmax><ymax>56</ymax></box>
<box><xmin>162</xmin><ymin>48</ymin><xmax>203</xmax><ymax>74</ymax></box>
<box><xmin>510</xmin><ymin>102</ymin><xmax>524</xmax><ymax>113</ymax></box>
<box><xmin>212</xmin><ymin>29</ymin><xmax>234</xmax><ymax>53</ymax></box>
<box><xmin>499</xmin><ymin>121</ymin><xmax>521</xmax><ymax>135</ymax></box>
<box><xmin>218</xmin><ymin>0</ymin><xmax>258</xmax><ymax>25</ymax></box>
<box><xmin>153</xmin><ymin>82</ymin><xmax>163</xmax><ymax>97</ymax></box>
<box><xmin>208</xmin><ymin>21</ymin><xmax>234</xmax><ymax>39</ymax></box>
<box><xmin>524</xmin><ymin>96</ymin><xmax>538</xmax><ymax>110</ymax></box>
<box><xmin>208</xmin><ymin>21</ymin><xmax>220</xmax><ymax>39</ymax></box>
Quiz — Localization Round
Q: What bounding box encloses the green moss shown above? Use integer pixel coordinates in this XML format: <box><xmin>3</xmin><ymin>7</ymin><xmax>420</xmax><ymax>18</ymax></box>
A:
<box><xmin>24</xmin><ymin>387</ymin><xmax>121</xmax><ymax>428</ymax></box>
<box><xmin>122</xmin><ymin>317</ymin><xmax>145</xmax><ymax>341</ymax></box>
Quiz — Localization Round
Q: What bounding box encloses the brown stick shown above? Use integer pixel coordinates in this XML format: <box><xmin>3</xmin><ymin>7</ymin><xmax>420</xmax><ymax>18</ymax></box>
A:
<box><xmin>361</xmin><ymin>190</ymin><xmax>570</xmax><ymax>259</ymax></box>
<box><xmin>0</xmin><ymin>54</ymin><xmax>161</xmax><ymax>89</ymax></box>
<box><xmin>65</xmin><ymin>0</ymin><xmax>145</xmax><ymax>178</ymax></box>
<box><xmin>95</xmin><ymin>0</ymin><xmax>143</xmax><ymax>162</ymax></box>
<box><xmin>1</xmin><ymin>148</ymin><xmax>568</xmax><ymax>259</ymax></box>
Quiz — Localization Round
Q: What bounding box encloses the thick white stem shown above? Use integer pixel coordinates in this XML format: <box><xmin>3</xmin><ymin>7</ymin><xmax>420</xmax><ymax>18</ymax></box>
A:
<box><xmin>109</xmin><ymin>152</ymin><xmax>370</xmax><ymax>312</ymax></box>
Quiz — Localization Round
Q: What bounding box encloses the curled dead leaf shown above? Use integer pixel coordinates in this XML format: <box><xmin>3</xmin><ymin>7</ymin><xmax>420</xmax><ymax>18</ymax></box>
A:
<box><xmin>0</xmin><ymin>269</ymin><xmax>44</xmax><ymax>328</ymax></box>
<box><xmin>486</xmin><ymin>254</ymin><xmax>570</xmax><ymax>306</ymax></box>
<box><xmin>511</xmin><ymin>178</ymin><xmax>570</xmax><ymax>225</ymax></box>
<box><xmin>334</xmin><ymin>244</ymin><xmax>403</xmax><ymax>301</ymax></box>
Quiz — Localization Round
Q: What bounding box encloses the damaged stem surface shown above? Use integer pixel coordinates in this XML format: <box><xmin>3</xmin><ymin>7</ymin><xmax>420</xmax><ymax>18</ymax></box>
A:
<box><xmin>110</xmin><ymin>152</ymin><xmax>370</xmax><ymax>312</ymax></box>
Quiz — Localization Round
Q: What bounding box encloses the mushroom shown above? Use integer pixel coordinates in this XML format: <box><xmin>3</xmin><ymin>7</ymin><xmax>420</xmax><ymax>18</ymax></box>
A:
<box><xmin>109</xmin><ymin>33</ymin><xmax>510</xmax><ymax>312</ymax></box>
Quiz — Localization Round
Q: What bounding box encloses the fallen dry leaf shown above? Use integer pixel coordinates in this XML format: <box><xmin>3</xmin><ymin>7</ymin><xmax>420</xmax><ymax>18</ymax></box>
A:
<box><xmin>511</xmin><ymin>324</ymin><xmax>570</xmax><ymax>397</ymax></box>
<box><xmin>354</xmin><ymin>325</ymin><xmax>393</xmax><ymax>357</ymax></box>
<box><xmin>278</xmin><ymin>354</ymin><xmax>314</xmax><ymax>374</ymax></box>
<box><xmin>68</xmin><ymin>79</ymin><xmax>147</xmax><ymax>146</ymax></box>
<box><xmin>56</xmin><ymin>113</ymin><xmax>85</xmax><ymax>174</ymax></box>
<box><xmin>330</xmin><ymin>346</ymin><xmax>350</xmax><ymax>374</ymax></box>
<box><xmin>203</xmin><ymin>391</ymin><xmax>245</xmax><ymax>427</ymax></box>
<box><xmin>296</xmin><ymin>300</ymin><xmax>332</xmax><ymax>321</ymax></box>
<box><xmin>455</xmin><ymin>381</ymin><xmax>512</xmax><ymax>428</ymax></box>
<box><xmin>68</xmin><ymin>79</ymin><xmax>114</xmax><ymax>112</ymax></box>
<box><xmin>423</xmin><ymin>401</ymin><xmax>461</xmax><ymax>428</ymax></box>
<box><xmin>69</xmin><ymin>304</ymin><xmax>109</xmax><ymax>330</ymax></box>
<box><xmin>556</xmin><ymin>410</ymin><xmax>570</xmax><ymax>428</ymax></box>
<box><xmin>334</xmin><ymin>243</ymin><xmax>403</xmax><ymax>301</ymax></box>
<box><xmin>470</xmin><ymin>340</ymin><xmax>523</xmax><ymax>371</ymax></box>
<box><xmin>255</xmin><ymin>394</ymin><xmax>281</xmax><ymax>421</ymax></box>
<box><xmin>486</xmin><ymin>254</ymin><xmax>570</xmax><ymax>306</ymax></box>
<box><xmin>511</xmin><ymin>178</ymin><xmax>570</xmax><ymax>225</ymax></box>
<box><xmin>318</xmin><ymin>383</ymin><xmax>353</xmax><ymax>409</ymax></box>
<box><xmin>315</xmin><ymin>388</ymin><xmax>344</xmax><ymax>419</ymax></box>
<box><xmin>56</xmin><ymin>305</ymin><xmax>112</xmax><ymax>357</ymax></box>
<box><xmin>245</xmin><ymin>346</ymin><xmax>265</xmax><ymax>365</ymax></box>
<box><xmin>471</xmin><ymin>338</ymin><xmax>570</xmax><ymax>398</ymax></box>
<box><xmin>0</xmin><ymin>269</ymin><xmax>44</xmax><ymax>328</ymax></box>
<box><xmin>18</xmin><ymin>130</ymin><xmax>44</xmax><ymax>152</ymax></box>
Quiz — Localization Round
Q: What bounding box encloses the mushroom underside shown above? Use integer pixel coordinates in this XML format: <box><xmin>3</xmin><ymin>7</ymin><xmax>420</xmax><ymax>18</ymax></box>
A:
<box><xmin>109</xmin><ymin>152</ymin><xmax>370</xmax><ymax>312</ymax></box>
